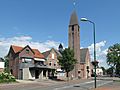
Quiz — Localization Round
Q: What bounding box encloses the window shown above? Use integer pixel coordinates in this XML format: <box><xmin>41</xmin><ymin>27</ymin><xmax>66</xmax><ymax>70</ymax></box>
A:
<box><xmin>24</xmin><ymin>58</ymin><xmax>32</xmax><ymax>63</ymax></box>
<box><xmin>72</xmin><ymin>25</ymin><xmax>74</xmax><ymax>31</ymax></box>
<box><xmin>78</xmin><ymin>26</ymin><xmax>79</xmax><ymax>32</ymax></box>
<box><xmin>49</xmin><ymin>61</ymin><xmax>52</xmax><ymax>66</ymax></box>
<box><xmin>54</xmin><ymin>62</ymin><xmax>57</xmax><ymax>66</ymax></box>
<box><xmin>78</xmin><ymin>71</ymin><xmax>81</xmax><ymax>74</ymax></box>
<box><xmin>52</xmin><ymin>53</ymin><xmax>54</xmax><ymax>59</ymax></box>
<box><xmin>54</xmin><ymin>63</ymin><xmax>56</xmax><ymax>66</ymax></box>
<box><xmin>26</xmin><ymin>49</ymin><xmax>29</xmax><ymax>54</ymax></box>
<box><xmin>10</xmin><ymin>69</ymin><xmax>13</xmax><ymax>74</ymax></box>
<box><xmin>72</xmin><ymin>32</ymin><xmax>74</xmax><ymax>48</ymax></box>
<box><xmin>22</xmin><ymin>58</ymin><xmax>25</xmax><ymax>63</ymax></box>
<box><xmin>87</xmin><ymin>66</ymin><xmax>89</xmax><ymax>69</ymax></box>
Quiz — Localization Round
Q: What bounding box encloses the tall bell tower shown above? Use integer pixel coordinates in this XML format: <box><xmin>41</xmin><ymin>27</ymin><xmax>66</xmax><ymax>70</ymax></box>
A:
<box><xmin>68</xmin><ymin>11</ymin><xmax>80</xmax><ymax>78</ymax></box>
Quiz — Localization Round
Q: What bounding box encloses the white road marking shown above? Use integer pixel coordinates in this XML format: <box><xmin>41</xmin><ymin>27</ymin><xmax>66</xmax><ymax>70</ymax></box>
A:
<box><xmin>97</xmin><ymin>81</ymin><xmax>113</xmax><ymax>87</ymax></box>
<box><xmin>54</xmin><ymin>80</ymin><xmax>113</xmax><ymax>90</ymax></box>
<box><xmin>54</xmin><ymin>81</ymin><xmax>94</xmax><ymax>90</ymax></box>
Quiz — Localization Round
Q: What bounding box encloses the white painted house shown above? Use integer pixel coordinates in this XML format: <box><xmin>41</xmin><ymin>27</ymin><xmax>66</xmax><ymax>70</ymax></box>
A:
<box><xmin>93</xmin><ymin>67</ymin><xmax>103</xmax><ymax>76</ymax></box>
<box><xmin>0</xmin><ymin>58</ymin><xmax>5</xmax><ymax>72</ymax></box>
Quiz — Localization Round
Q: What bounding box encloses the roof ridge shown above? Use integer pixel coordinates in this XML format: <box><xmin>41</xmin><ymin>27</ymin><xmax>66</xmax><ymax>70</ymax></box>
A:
<box><xmin>11</xmin><ymin>45</ymin><xmax>44</xmax><ymax>59</ymax></box>
<box><xmin>11</xmin><ymin>45</ymin><xmax>40</xmax><ymax>51</ymax></box>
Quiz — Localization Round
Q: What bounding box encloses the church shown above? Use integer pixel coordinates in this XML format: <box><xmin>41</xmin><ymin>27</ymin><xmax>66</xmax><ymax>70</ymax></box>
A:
<box><xmin>68</xmin><ymin>11</ymin><xmax>91</xmax><ymax>79</ymax></box>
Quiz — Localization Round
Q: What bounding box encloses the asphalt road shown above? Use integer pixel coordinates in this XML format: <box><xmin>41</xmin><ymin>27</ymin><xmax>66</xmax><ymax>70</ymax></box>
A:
<box><xmin>50</xmin><ymin>80</ymin><xmax>112</xmax><ymax>90</ymax></box>
<box><xmin>0</xmin><ymin>79</ymin><xmax>113</xmax><ymax>90</ymax></box>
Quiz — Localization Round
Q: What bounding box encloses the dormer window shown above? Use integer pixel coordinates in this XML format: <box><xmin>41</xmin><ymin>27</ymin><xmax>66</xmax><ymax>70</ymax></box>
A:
<box><xmin>26</xmin><ymin>49</ymin><xmax>29</xmax><ymax>54</ymax></box>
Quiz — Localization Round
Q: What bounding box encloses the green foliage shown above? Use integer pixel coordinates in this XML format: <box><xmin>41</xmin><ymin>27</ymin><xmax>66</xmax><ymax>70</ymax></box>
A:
<box><xmin>106</xmin><ymin>43</ymin><xmax>120</xmax><ymax>75</ymax></box>
<box><xmin>4</xmin><ymin>56</ymin><xmax>10</xmax><ymax>73</ymax></box>
<box><xmin>106</xmin><ymin>67</ymin><xmax>113</xmax><ymax>76</ymax></box>
<box><xmin>0</xmin><ymin>72</ymin><xmax>16</xmax><ymax>83</ymax></box>
<box><xmin>100</xmin><ymin>66</ymin><xmax>106</xmax><ymax>75</ymax></box>
<box><xmin>4</xmin><ymin>56</ymin><xmax>9</xmax><ymax>68</ymax></box>
<box><xmin>4</xmin><ymin>67</ymin><xmax>10</xmax><ymax>74</ymax></box>
<box><xmin>116</xmin><ymin>62</ymin><xmax>120</xmax><ymax>75</ymax></box>
<box><xmin>107</xmin><ymin>43</ymin><xmax>120</xmax><ymax>66</ymax></box>
<box><xmin>58</xmin><ymin>47</ymin><xmax>77</xmax><ymax>77</ymax></box>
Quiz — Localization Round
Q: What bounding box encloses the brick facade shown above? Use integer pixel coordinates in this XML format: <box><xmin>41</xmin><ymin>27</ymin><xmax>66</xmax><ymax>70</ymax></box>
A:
<box><xmin>68</xmin><ymin>11</ymin><xmax>91</xmax><ymax>79</ymax></box>
<box><xmin>43</xmin><ymin>48</ymin><xmax>62</xmax><ymax>78</ymax></box>
<box><xmin>7</xmin><ymin>45</ymin><xmax>46</xmax><ymax>79</ymax></box>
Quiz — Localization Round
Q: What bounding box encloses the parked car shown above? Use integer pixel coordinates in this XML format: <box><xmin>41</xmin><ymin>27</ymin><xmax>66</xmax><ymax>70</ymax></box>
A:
<box><xmin>114</xmin><ymin>74</ymin><xmax>120</xmax><ymax>78</ymax></box>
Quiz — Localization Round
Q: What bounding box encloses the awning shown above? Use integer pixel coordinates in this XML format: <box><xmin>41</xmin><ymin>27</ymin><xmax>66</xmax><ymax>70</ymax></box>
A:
<box><xmin>57</xmin><ymin>69</ymin><xmax>62</xmax><ymax>72</ymax></box>
<box><xmin>34</xmin><ymin>58</ymin><xmax>45</xmax><ymax>61</ymax></box>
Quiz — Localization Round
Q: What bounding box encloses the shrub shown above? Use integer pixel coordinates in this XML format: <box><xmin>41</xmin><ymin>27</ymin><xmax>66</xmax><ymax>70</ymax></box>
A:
<box><xmin>0</xmin><ymin>72</ymin><xmax>16</xmax><ymax>83</ymax></box>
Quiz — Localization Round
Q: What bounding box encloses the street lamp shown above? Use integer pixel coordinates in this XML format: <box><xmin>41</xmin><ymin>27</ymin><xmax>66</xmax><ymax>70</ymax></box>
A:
<box><xmin>81</xmin><ymin>18</ymin><xmax>97</xmax><ymax>88</ymax></box>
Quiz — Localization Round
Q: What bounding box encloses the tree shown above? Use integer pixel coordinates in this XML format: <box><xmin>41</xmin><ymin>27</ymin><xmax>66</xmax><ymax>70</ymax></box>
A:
<box><xmin>106</xmin><ymin>43</ymin><xmax>120</xmax><ymax>75</ymax></box>
<box><xmin>4</xmin><ymin>56</ymin><xmax>10</xmax><ymax>73</ymax></box>
<box><xmin>106</xmin><ymin>67</ymin><xmax>113</xmax><ymax>76</ymax></box>
<box><xmin>116</xmin><ymin>62</ymin><xmax>120</xmax><ymax>75</ymax></box>
<box><xmin>100</xmin><ymin>66</ymin><xmax>106</xmax><ymax>75</ymax></box>
<box><xmin>58</xmin><ymin>47</ymin><xmax>77</xmax><ymax>79</ymax></box>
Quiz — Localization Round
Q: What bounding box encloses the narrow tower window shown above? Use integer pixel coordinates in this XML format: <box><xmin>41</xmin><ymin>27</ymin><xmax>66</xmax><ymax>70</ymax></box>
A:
<box><xmin>72</xmin><ymin>25</ymin><xmax>74</xmax><ymax>48</ymax></box>
<box><xmin>72</xmin><ymin>25</ymin><xmax>74</xmax><ymax>31</ymax></box>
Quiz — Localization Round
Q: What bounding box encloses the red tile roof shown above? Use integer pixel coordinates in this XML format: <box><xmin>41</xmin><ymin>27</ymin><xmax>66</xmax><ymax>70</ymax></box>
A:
<box><xmin>32</xmin><ymin>49</ymin><xmax>44</xmax><ymax>59</ymax></box>
<box><xmin>11</xmin><ymin>45</ymin><xmax>44</xmax><ymax>59</ymax></box>
<box><xmin>11</xmin><ymin>45</ymin><xmax>23</xmax><ymax>53</ymax></box>
<box><xmin>42</xmin><ymin>50</ymin><xmax>51</xmax><ymax>58</ymax></box>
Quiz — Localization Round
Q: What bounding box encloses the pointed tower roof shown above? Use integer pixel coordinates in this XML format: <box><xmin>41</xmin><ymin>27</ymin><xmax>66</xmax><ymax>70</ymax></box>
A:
<box><xmin>69</xmin><ymin>11</ymin><xmax>79</xmax><ymax>26</ymax></box>
<box><xmin>58</xmin><ymin>43</ymin><xmax>63</xmax><ymax>49</ymax></box>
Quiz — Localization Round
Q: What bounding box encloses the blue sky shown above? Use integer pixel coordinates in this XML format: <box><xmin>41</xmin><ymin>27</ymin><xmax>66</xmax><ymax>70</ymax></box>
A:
<box><xmin>0</xmin><ymin>0</ymin><xmax>120</xmax><ymax>68</ymax></box>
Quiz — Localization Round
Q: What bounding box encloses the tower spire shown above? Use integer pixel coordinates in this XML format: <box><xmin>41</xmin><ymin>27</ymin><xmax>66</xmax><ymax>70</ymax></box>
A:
<box><xmin>69</xmin><ymin>11</ymin><xmax>79</xmax><ymax>26</ymax></box>
<box><xmin>68</xmin><ymin>9</ymin><xmax>80</xmax><ymax>78</ymax></box>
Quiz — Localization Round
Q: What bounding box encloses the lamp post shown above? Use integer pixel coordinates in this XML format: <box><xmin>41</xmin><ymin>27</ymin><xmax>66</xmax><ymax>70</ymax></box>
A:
<box><xmin>81</xmin><ymin>18</ymin><xmax>97</xmax><ymax>88</ymax></box>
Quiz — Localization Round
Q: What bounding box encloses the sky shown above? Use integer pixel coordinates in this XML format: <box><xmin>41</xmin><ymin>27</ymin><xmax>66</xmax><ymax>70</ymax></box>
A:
<box><xmin>0</xmin><ymin>0</ymin><xmax>120</xmax><ymax>68</ymax></box>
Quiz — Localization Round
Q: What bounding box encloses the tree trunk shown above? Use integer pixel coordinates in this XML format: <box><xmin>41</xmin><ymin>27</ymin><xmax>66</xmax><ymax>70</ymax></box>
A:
<box><xmin>66</xmin><ymin>71</ymin><xmax>69</xmax><ymax>81</ymax></box>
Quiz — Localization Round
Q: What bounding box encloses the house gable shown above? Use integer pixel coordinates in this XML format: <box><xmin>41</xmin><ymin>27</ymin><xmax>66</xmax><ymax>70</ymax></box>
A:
<box><xmin>8</xmin><ymin>45</ymin><xmax>44</xmax><ymax>60</ymax></box>
<box><xmin>19</xmin><ymin>45</ymin><xmax>35</xmax><ymax>58</ymax></box>
<box><xmin>43</xmin><ymin>48</ymin><xmax>60</xmax><ymax>68</ymax></box>
<box><xmin>7</xmin><ymin>46</ymin><xmax>18</xmax><ymax>59</ymax></box>
<box><xmin>43</xmin><ymin>48</ymin><xmax>58</xmax><ymax>60</ymax></box>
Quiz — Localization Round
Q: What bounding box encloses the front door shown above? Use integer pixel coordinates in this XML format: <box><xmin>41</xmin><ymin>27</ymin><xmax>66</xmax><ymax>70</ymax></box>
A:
<box><xmin>35</xmin><ymin>70</ymin><xmax>39</xmax><ymax>79</ymax></box>
<box><xmin>19</xmin><ymin>69</ymin><xmax>23</xmax><ymax>80</ymax></box>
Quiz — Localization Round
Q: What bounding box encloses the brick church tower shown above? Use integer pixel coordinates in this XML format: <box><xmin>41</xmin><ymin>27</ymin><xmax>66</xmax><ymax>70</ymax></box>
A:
<box><xmin>68</xmin><ymin>11</ymin><xmax>80</xmax><ymax>78</ymax></box>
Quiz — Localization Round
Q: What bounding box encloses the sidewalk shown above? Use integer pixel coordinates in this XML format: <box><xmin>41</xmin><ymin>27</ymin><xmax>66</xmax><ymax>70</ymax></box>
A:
<box><xmin>0</xmin><ymin>78</ymin><xmax>92</xmax><ymax>87</ymax></box>
<box><xmin>16</xmin><ymin>78</ymin><xmax>92</xmax><ymax>84</ymax></box>
<box><xmin>91</xmin><ymin>81</ymin><xmax>120</xmax><ymax>90</ymax></box>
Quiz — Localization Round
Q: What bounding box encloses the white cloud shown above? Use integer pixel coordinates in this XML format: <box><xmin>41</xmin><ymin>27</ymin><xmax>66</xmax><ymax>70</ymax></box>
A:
<box><xmin>0</xmin><ymin>36</ymin><xmax>61</xmax><ymax>58</ymax></box>
<box><xmin>88</xmin><ymin>41</ymin><xmax>108</xmax><ymax>67</ymax></box>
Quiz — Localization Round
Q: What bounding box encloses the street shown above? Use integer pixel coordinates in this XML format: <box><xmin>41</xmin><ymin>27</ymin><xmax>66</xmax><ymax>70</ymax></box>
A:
<box><xmin>51</xmin><ymin>80</ymin><xmax>112</xmax><ymax>90</ymax></box>
<box><xmin>0</xmin><ymin>79</ymin><xmax>113</xmax><ymax>90</ymax></box>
